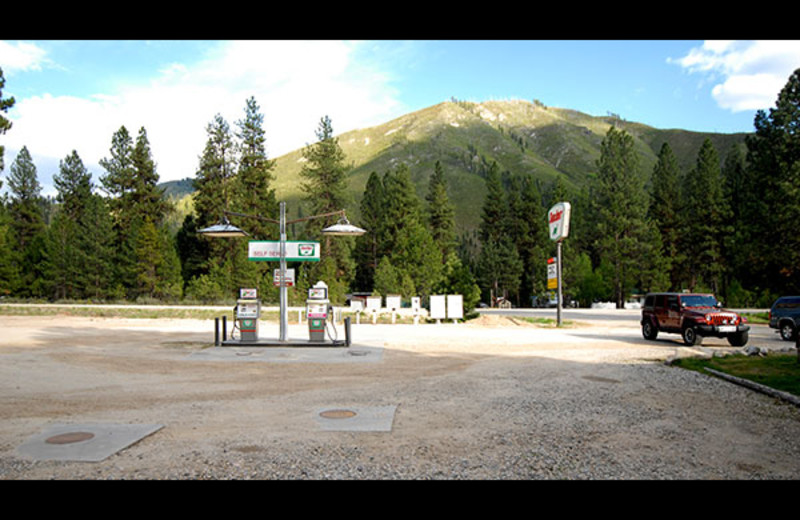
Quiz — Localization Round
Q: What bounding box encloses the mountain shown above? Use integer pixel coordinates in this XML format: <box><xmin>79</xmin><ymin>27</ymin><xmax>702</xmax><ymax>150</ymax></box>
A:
<box><xmin>162</xmin><ymin>99</ymin><xmax>751</xmax><ymax>233</ymax></box>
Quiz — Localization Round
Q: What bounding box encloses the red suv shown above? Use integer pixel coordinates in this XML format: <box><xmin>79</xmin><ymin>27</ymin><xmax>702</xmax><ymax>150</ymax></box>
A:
<box><xmin>641</xmin><ymin>292</ymin><xmax>750</xmax><ymax>346</ymax></box>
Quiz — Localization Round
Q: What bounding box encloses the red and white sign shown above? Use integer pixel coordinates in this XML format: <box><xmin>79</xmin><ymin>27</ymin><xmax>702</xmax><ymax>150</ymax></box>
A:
<box><xmin>548</xmin><ymin>202</ymin><xmax>571</xmax><ymax>241</ymax></box>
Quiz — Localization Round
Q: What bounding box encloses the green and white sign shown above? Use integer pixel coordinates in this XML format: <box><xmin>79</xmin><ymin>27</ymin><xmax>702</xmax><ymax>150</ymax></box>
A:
<box><xmin>248</xmin><ymin>241</ymin><xmax>320</xmax><ymax>262</ymax></box>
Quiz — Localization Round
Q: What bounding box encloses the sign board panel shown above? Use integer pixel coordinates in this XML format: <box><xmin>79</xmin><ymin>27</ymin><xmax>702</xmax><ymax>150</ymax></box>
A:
<box><xmin>548</xmin><ymin>202</ymin><xmax>571</xmax><ymax>241</ymax></box>
<box><xmin>273</xmin><ymin>268</ymin><xmax>295</xmax><ymax>287</ymax></box>
<box><xmin>350</xmin><ymin>300</ymin><xmax>364</xmax><ymax>312</ymax></box>
<box><xmin>248</xmin><ymin>241</ymin><xmax>320</xmax><ymax>262</ymax></box>
<box><xmin>411</xmin><ymin>297</ymin><xmax>421</xmax><ymax>313</ymax></box>
<box><xmin>547</xmin><ymin>257</ymin><xmax>558</xmax><ymax>290</ymax></box>
<box><xmin>366</xmin><ymin>296</ymin><xmax>382</xmax><ymax>311</ymax></box>
<box><xmin>386</xmin><ymin>295</ymin><xmax>402</xmax><ymax>311</ymax></box>
<box><xmin>430</xmin><ymin>295</ymin><xmax>446</xmax><ymax>320</ymax></box>
<box><xmin>239</xmin><ymin>288</ymin><xmax>258</xmax><ymax>299</ymax></box>
<box><xmin>447</xmin><ymin>294</ymin><xmax>463</xmax><ymax>320</ymax></box>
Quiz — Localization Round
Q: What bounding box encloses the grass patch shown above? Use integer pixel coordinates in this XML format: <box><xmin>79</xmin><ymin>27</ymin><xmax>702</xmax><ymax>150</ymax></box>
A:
<box><xmin>741</xmin><ymin>311</ymin><xmax>770</xmax><ymax>324</ymax></box>
<box><xmin>517</xmin><ymin>316</ymin><xmax>575</xmax><ymax>327</ymax></box>
<box><xmin>672</xmin><ymin>352</ymin><xmax>800</xmax><ymax>396</ymax></box>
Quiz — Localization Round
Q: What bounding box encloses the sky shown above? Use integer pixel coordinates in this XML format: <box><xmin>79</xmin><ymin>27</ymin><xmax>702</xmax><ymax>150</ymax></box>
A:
<box><xmin>2</xmin><ymin>40</ymin><xmax>799</xmax><ymax>196</ymax></box>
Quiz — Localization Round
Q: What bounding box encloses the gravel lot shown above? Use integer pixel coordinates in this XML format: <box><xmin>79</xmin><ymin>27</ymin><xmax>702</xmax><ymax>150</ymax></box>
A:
<box><xmin>1</xmin><ymin>312</ymin><xmax>799</xmax><ymax>480</ymax></box>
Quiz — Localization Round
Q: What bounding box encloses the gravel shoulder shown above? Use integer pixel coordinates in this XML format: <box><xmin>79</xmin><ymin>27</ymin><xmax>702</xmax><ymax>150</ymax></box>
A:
<box><xmin>1</xmin><ymin>313</ymin><xmax>799</xmax><ymax>480</ymax></box>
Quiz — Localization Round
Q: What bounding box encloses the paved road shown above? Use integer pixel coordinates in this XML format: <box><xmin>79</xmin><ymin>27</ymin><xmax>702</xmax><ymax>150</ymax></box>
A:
<box><xmin>478</xmin><ymin>307</ymin><xmax>787</xmax><ymax>346</ymax></box>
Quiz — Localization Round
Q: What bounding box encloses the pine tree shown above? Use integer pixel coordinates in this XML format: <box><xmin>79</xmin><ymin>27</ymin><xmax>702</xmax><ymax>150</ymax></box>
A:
<box><xmin>592</xmin><ymin>126</ymin><xmax>654</xmax><ymax>308</ymax></box>
<box><xmin>680</xmin><ymin>138</ymin><xmax>729</xmax><ymax>293</ymax></box>
<box><xmin>8</xmin><ymin>147</ymin><xmax>46</xmax><ymax>296</ymax></box>
<box><xmin>131</xmin><ymin>127</ymin><xmax>171</xmax><ymax>225</ymax></box>
<box><xmin>379</xmin><ymin>164</ymin><xmax>442</xmax><ymax>298</ymax></box>
<box><xmin>54</xmin><ymin>150</ymin><xmax>93</xmax><ymax>220</ymax></box>
<box><xmin>353</xmin><ymin>171</ymin><xmax>384</xmax><ymax>291</ymax></box>
<box><xmin>192</xmin><ymin>114</ymin><xmax>244</xmax><ymax>297</ymax></box>
<box><xmin>299</xmin><ymin>115</ymin><xmax>354</xmax><ymax>288</ymax></box>
<box><xmin>518</xmin><ymin>176</ymin><xmax>549</xmax><ymax>304</ymax></box>
<box><xmin>648</xmin><ymin>142</ymin><xmax>683</xmax><ymax>290</ymax></box>
<box><xmin>425</xmin><ymin>161</ymin><xmax>456</xmax><ymax>260</ymax></box>
<box><xmin>0</xmin><ymin>67</ymin><xmax>14</xmax><ymax>173</ymax></box>
<box><xmin>299</xmin><ymin>115</ymin><xmax>349</xmax><ymax>238</ymax></box>
<box><xmin>744</xmin><ymin>68</ymin><xmax>800</xmax><ymax>294</ymax></box>
<box><xmin>77</xmin><ymin>194</ymin><xmax>114</xmax><ymax>299</ymax></box>
<box><xmin>234</xmin><ymin>96</ymin><xmax>278</xmax><ymax>240</ymax></box>
<box><xmin>478</xmin><ymin>162</ymin><xmax>506</xmax><ymax>244</ymax></box>
<box><xmin>193</xmin><ymin>114</ymin><xmax>237</xmax><ymax>228</ymax></box>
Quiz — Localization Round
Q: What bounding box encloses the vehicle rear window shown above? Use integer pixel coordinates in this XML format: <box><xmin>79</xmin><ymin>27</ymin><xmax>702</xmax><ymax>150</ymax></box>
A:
<box><xmin>645</xmin><ymin>295</ymin><xmax>655</xmax><ymax>307</ymax></box>
<box><xmin>776</xmin><ymin>297</ymin><xmax>800</xmax><ymax>308</ymax></box>
<box><xmin>655</xmin><ymin>294</ymin><xmax>665</xmax><ymax>308</ymax></box>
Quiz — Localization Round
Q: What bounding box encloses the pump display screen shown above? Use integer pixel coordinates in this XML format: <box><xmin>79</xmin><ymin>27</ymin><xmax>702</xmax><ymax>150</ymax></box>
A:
<box><xmin>236</xmin><ymin>302</ymin><xmax>260</xmax><ymax>319</ymax></box>
<box><xmin>308</xmin><ymin>288</ymin><xmax>327</xmax><ymax>299</ymax></box>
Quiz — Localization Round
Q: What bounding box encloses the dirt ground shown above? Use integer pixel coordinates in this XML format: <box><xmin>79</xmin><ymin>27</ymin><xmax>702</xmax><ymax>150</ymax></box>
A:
<box><xmin>1</xmin><ymin>312</ymin><xmax>799</xmax><ymax>480</ymax></box>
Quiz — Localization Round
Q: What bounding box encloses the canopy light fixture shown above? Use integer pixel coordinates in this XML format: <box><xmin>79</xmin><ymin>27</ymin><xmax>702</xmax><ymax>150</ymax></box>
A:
<box><xmin>197</xmin><ymin>217</ymin><xmax>249</xmax><ymax>238</ymax></box>
<box><xmin>321</xmin><ymin>216</ymin><xmax>367</xmax><ymax>236</ymax></box>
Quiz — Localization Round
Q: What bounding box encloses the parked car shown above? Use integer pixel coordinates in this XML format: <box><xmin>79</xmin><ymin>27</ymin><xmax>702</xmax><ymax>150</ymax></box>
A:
<box><xmin>769</xmin><ymin>296</ymin><xmax>800</xmax><ymax>341</ymax></box>
<box><xmin>640</xmin><ymin>292</ymin><xmax>750</xmax><ymax>346</ymax></box>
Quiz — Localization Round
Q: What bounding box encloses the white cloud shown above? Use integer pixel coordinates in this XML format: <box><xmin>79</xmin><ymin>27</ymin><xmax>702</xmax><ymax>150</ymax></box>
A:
<box><xmin>0</xmin><ymin>40</ymin><xmax>48</xmax><ymax>74</ymax></box>
<box><xmin>4</xmin><ymin>40</ymin><xmax>405</xmax><ymax>186</ymax></box>
<box><xmin>672</xmin><ymin>40</ymin><xmax>800</xmax><ymax>112</ymax></box>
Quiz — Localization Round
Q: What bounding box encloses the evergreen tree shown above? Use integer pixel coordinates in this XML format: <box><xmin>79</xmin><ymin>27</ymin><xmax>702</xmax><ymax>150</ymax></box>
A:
<box><xmin>720</xmin><ymin>144</ymin><xmax>748</xmax><ymax>300</ymax></box>
<box><xmin>648</xmin><ymin>142</ymin><xmax>683</xmax><ymax>290</ymax></box>
<box><xmin>592</xmin><ymin>126</ymin><xmax>656</xmax><ymax>308</ymax></box>
<box><xmin>54</xmin><ymin>150</ymin><xmax>93</xmax><ymax>220</ymax></box>
<box><xmin>100</xmin><ymin>126</ymin><xmax>137</xmax><ymax>294</ymax></box>
<box><xmin>0</xmin><ymin>67</ymin><xmax>14</xmax><ymax>174</ymax></box>
<box><xmin>744</xmin><ymin>68</ymin><xmax>800</xmax><ymax>294</ymax></box>
<box><xmin>7</xmin><ymin>147</ymin><xmax>46</xmax><ymax>296</ymax></box>
<box><xmin>131</xmin><ymin>127</ymin><xmax>171</xmax><ymax>225</ymax></box>
<box><xmin>299</xmin><ymin>116</ymin><xmax>354</xmax><ymax>289</ymax></box>
<box><xmin>353</xmin><ymin>171</ymin><xmax>384</xmax><ymax>291</ymax></box>
<box><xmin>478</xmin><ymin>162</ymin><xmax>506</xmax><ymax>244</ymax></box>
<box><xmin>518</xmin><ymin>176</ymin><xmax>549</xmax><ymax>304</ymax></box>
<box><xmin>680</xmin><ymin>138</ymin><xmax>729</xmax><ymax>293</ymax></box>
<box><xmin>77</xmin><ymin>194</ymin><xmax>115</xmax><ymax>299</ymax></box>
<box><xmin>234</xmin><ymin>96</ymin><xmax>278</xmax><ymax>240</ymax></box>
<box><xmin>425</xmin><ymin>161</ymin><xmax>456</xmax><ymax>260</ymax></box>
<box><xmin>42</xmin><ymin>208</ymin><xmax>81</xmax><ymax>300</ymax></box>
<box><xmin>379</xmin><ymin>164</ymin><xmax>443</xmax><ymax>298</ymax></box>
<box><xmin>193</xmin><ymin>114</ymin><xmax>237</xmax><ymax>228</ymax></box>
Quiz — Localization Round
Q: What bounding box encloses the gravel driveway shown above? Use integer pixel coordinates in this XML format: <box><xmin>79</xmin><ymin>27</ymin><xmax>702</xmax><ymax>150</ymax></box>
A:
<box><xmin>1</xmin><ymin>313</ymin><xmax>799</xmax><ymax>480</ymax></box>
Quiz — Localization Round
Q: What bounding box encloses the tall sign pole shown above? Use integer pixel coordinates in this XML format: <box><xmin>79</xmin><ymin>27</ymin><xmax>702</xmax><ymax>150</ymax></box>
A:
<box><xmin>548</xmin><ymin>202</ymin><xmax>571</xmax><ymax>327</ymax></box>
<box><xmin>279</xmin><ymin>201</ymin><xmax>288</xmax><ymax>341</ymax></box>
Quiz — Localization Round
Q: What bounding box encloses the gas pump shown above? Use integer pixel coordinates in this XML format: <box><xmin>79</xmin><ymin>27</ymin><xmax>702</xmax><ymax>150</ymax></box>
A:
<box><xmin>306</xmin><ymin>281</ymin><xmax>331</xmax><ymax>342</ymax></box>
<box><xmin>235</xmin><ymin>288</ymin><xmax>261</xmax><ymax>341</ymax></box>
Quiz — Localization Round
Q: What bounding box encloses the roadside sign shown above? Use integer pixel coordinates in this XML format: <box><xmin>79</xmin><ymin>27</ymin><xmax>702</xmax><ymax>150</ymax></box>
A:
<box><xmin>249</xmin><ymin>241</ymin><xmax>320</xmax><ymax>262</ymax></box>
<box><xmin>547</xmin><ymin>257</ymin><xmax>557</xmax><ymax>289</ymax></box>
<box><xmin>273</xmin><ymin>268</ymin><xmax>295</xmax><ymax>287</ymax></box>
<box><xmin>548</xmin><ymin>202</ymin><xmax>571</xmax><ymax>242</ymax></box>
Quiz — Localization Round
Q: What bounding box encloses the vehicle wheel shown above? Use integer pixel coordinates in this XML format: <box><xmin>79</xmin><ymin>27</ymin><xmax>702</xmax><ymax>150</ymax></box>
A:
<box><xmin>727</xmin><ymin>331</ymin><xmax>749</xmax><ymax>347</ymax></box>
<box><xmin>642</xmin><ymin>321</ymin><xmax>658</xmax><ymax>340</ymax></box>
<box><xmin>682</xmin><ymin>326</ymin><xmax>701</xmax><ymax>346</ymax></box>
<box><xmin>779</xmin><ymin>322</ymin><xmax>796</xmax><ymax>341</ymax></box>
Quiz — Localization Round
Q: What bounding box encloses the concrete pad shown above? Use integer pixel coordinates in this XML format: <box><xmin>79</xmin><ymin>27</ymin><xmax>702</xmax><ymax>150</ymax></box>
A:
<box><xmin>187</xmin><ymin>344</ymin><xmax>383</xmax><ymax>363</ymax></box>
<box><xmin>16</xmin><ymin>423</ymin><xmax>163</xmax><ymax>462</ymax></box>
<box><xmin>314</xmin><ymin>405</ymin><xmax>398</xmax><ymax>432</ymax></box>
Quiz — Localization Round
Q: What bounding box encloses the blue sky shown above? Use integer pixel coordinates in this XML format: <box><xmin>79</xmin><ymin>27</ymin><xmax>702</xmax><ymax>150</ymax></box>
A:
<box><xmin>2</xmin><ymin>40</ymin><xmax>799</xmax><ymax>194</ymax></box>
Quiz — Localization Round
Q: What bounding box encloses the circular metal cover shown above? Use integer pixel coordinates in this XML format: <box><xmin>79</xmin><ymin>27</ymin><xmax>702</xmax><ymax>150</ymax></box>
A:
<box><xmin>45</xmin><ymin>432</ymin><xmax>95</xmax><ymax>444</ymax></box>
<box><xmin>319</xmin><ymin>409</ymin><xmax>357</xmax><ymax>419</ymax></box>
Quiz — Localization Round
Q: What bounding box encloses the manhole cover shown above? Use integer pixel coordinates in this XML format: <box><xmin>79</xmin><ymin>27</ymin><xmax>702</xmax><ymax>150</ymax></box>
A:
<box><xmin>45</xmin><ymin>432</ymin><xmax>95</xmax><ymax>445</ymax></box>
<box><xmin>319</xmin><ymin>409</ymin><xmax>357</xmax><ymax>419</ymax></box>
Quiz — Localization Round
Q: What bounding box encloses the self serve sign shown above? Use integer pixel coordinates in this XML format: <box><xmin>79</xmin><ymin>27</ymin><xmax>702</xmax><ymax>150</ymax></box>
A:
<box><xmin>548</xmin><ymin>202</ymin><xmax>571</xmax><ymax>241</ymax></box>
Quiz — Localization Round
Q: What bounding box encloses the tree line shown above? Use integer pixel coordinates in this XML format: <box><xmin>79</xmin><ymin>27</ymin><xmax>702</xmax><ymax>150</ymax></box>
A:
<box><xmin>1</xmin><ymin>68</ymin><xmax>799</xmax><ymax>311</ymax></box>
